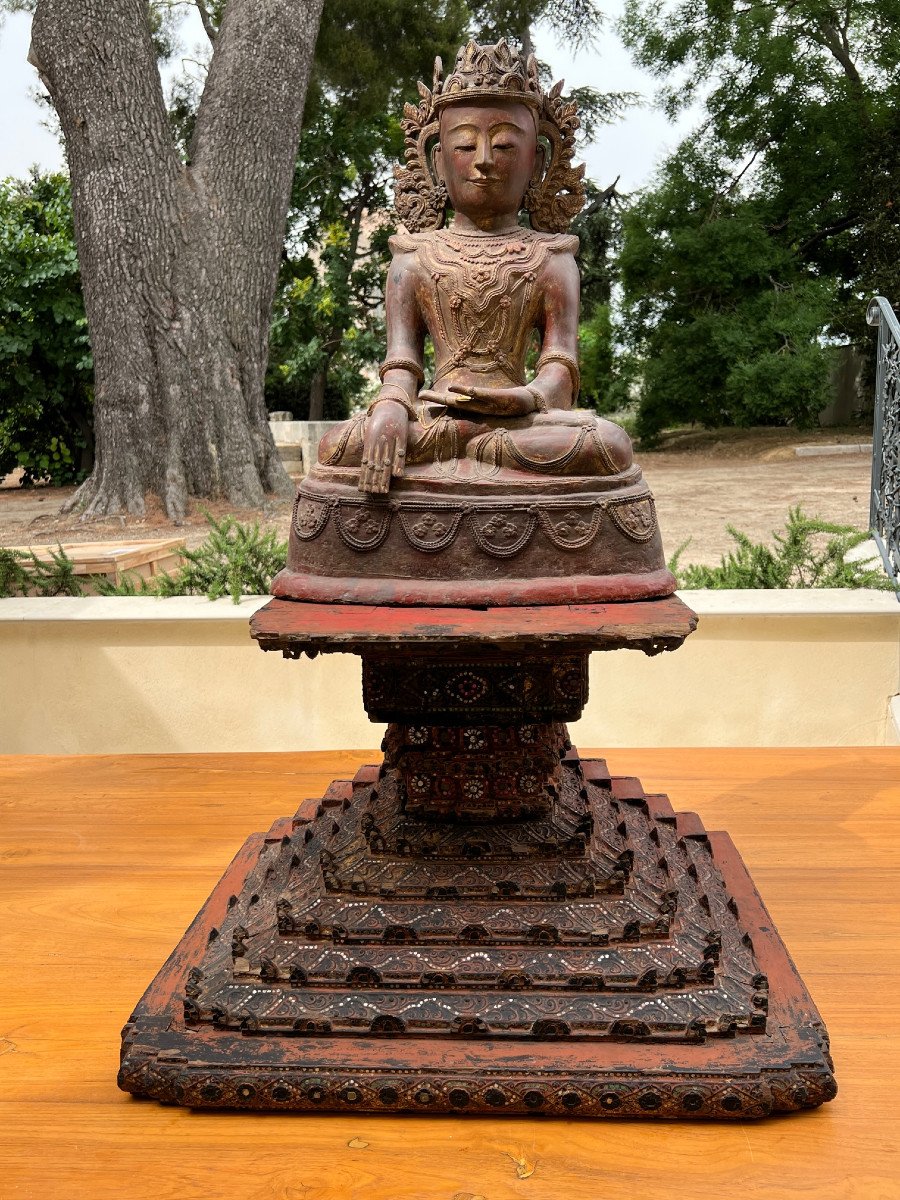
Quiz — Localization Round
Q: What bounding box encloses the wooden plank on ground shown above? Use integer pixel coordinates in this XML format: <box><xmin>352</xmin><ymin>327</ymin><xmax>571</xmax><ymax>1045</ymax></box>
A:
<box><xmin>7</xmin><ymin>538</ymin><xmax>186</xmax><ymax>582</ymax></box>
<box><xmin>8</xmin><ymin>542</ymin><xmax>187</xmax><ymax>578</ymax></box>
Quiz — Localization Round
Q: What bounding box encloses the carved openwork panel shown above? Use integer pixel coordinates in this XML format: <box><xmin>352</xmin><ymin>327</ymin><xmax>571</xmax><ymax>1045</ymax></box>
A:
<box><xmin>362</xmin><ymin>651</ymin><xmax>589</xmax><ymax>724</ymax></box>
<box><xmin>383</xmin><ymin>720</ymin><xmax>567</xmax><ymax>820</ymax></box>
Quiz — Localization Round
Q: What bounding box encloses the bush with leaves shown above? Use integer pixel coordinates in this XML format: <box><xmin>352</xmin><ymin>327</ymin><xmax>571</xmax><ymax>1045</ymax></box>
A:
<box><xmin>0</xmin><ymin>172</ymin><xmax>93</xmax><ymax>485</ymax></box>
<box><xmin>1</xmin><ymin>516</ymin><xmax>287</xmax><ymax>602</ymax></box>
<box><xmin>151</xmin><ymin>515</ymin><xmax>287</xmax><ymax>602</ymax></box>
<box><xmin>98</xmin><ymin>514</ymin><xmax>288</xmax><ymax>603</ymax></box>
<box><xmin>616</xmin><ymin>144</ymin><xmax>837</xmax><ymax>444</ymax></box>
<box><xmin>0</xmin><ymin>545</ymin><xmax>84</xmax><ymax>597</ymax></box>
<box><xmin>669</xmin><ymin>508</ymin><xmax>895</xmax><ymax>591</ymax></box>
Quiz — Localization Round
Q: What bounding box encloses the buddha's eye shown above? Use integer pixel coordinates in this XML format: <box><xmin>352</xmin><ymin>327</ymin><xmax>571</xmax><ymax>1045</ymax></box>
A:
<box><xmin>494</xmin><ymin>142</ymin><xmax>515</xmax><ymax>151</ymax></box>
<box><xmin>455</xmin><ymin>143</ymin><xmax>476</xmax><ymax>152</ymax></box>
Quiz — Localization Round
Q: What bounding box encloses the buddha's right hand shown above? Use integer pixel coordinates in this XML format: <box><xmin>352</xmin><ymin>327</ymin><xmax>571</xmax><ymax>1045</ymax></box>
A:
<box><xmin>359</xmin><ymin>398</ymin><xmax>409</xmax><ymax>494</ymax></box>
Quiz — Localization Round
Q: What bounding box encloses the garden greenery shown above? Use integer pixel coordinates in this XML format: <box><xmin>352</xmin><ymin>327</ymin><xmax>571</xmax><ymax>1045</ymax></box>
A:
<box><xmin>668</xmin><ymin>508</ymin><xmax>895</xmax><ymax>591</ymax></box>
<box><xmin>0</xmin><ymin>172</ymin><xmax>92</xmax><ymax>485</ymax></box>
<box><xmin>0</xmin><ymin>515</ymin><xmax>288</xmax><ymax>603</ymax></box>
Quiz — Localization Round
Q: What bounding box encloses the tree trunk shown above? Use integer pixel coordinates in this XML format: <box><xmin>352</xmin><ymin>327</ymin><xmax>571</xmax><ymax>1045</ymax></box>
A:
<box><xmin>29</xmin><ymin>0</ymin><xmax>324</xmax><ymax>519</ymax></box>
<box><xmin>308</xmin><ymin>367</ymin><xmax>326</xmax><ymax>421</ymax></box>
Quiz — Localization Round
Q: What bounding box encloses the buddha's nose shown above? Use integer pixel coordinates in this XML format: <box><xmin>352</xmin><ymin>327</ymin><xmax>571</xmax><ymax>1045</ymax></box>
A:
<box><xmin>474</xmin><ymin>137</ymin><xmax>494</xmax><ymax>173</ymax></box>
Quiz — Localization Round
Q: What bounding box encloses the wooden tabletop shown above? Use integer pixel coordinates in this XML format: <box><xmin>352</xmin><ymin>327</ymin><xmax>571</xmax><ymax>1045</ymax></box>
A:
<box><xmin>2</xmin><ymin>748</ymin><xmax>898</xmax><ymax>1200</ymax></box>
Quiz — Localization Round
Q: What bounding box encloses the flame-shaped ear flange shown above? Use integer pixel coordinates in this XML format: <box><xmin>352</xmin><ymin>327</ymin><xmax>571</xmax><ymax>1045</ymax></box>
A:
<box><xmin>525</xmin><ymin>82</ymin><xmax>586</xmax><ymax>233</ymax></box>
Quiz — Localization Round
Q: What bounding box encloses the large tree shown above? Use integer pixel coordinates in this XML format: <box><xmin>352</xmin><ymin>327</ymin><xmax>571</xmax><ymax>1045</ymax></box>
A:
<box><xmin>615</xmin><ymin>0</ymin><xmax>900</xmax><ymax>438</ymax></box>
<box><xmin>27</xmin><ymin>0</ymin><xmax>323</xmax><ymax>519</ymax></box>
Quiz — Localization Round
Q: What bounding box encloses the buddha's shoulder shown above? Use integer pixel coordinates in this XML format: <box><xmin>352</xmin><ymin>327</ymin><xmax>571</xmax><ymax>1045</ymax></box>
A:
<box><xmin>388</xmin><ymin>228</ymin><xmax>579</xmax><ymax>256</ymax></box>
<box><xmin>388</xmin><ymin>231</ymin><xmax>430</xmax><ymax>256</ymax></box>
<box><xmin>530</xmin><ymin>230</ymin><xmax>580</xmax><ymax>257</ymax></box>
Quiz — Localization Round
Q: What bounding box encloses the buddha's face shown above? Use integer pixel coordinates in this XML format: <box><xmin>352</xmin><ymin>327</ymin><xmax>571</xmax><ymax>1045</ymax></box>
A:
<box><xmin>435</xmin><ymin>100</ymin><xmax>538</xmax><ymax>223</ymax></box>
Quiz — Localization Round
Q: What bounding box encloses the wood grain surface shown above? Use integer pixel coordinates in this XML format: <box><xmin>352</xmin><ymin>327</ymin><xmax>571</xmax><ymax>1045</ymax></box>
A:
<box><xmin>2</xmin><ymin>748</ymin><xmax>898</xmax><ymax>1200</ymax></box>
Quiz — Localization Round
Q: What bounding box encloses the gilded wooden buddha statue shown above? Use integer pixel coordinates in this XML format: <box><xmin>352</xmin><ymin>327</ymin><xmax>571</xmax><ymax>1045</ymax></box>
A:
<box><xmin>273</xmin><ymin>40</ymin><xmax>675</xmax><ymax>605</ymax></box>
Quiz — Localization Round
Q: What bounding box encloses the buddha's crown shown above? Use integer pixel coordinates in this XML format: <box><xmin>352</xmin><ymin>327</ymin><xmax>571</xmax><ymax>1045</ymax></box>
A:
<box><xmin>432</xmin><ymin>39</ymin><xmax>541</xmax><ymax>111</ymax></box>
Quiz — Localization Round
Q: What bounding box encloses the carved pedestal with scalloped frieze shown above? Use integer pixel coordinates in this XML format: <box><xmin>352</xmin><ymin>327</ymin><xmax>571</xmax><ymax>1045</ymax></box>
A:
<box><xmin>118</xmin><ymin>598</ymin><xmax>836</xmax><ymax>1118</ymax></box>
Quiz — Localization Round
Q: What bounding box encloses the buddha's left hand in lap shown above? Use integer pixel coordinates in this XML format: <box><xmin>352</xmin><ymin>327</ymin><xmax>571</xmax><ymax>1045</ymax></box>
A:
<box><xmin>419</xmin><ymin>384</ymin><xmax>538</xmax><ymax>418</ymax></box>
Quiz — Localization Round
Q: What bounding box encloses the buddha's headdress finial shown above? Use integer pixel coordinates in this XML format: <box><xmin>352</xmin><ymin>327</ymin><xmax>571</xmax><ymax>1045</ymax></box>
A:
<box><xmin>393</xmin><ymin>38</ymin><xmax>586</xmax><ymax>236</ymax></box>
<box><xmin>432</xmin><ymin>39</ymin><xmax>541</xmax><ymax>112</ymax></box>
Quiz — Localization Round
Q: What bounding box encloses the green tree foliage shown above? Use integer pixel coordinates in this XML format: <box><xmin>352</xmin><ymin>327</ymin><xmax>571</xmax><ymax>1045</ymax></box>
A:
<box><xmin>622</xmin><ymin>0</ymin><xmax>900</xmax><ymax>307</ymax></box>
<box><xmin>570</xmin><ymin>179</ymin><xmax>636</xmax><ymax>414</ymax></box>
<box><xmin>267</xmin><ymin>4</ymin><xmax>468</xmax><ymax>422</ymax></box>
<box><xmin>265</xmin><ymin>102</ymin><xmax>402</xmax><ymax>420</ymax></box>
<box><xmin>474</xmin><ymin>0</ymin><xmax>602</xmax><ymax>53</ymax></box>
<box><xmin>618</xmin><ymin>141</ymin><xmax>836</xmax><ymax>440</ymax></box>
<box><xmin>616</xmin><ymin>0</ymin><xmax>900</xmax><ymax>438</ymax></box>
<box><xmin>0</xmin><ymin>171</ymin><xmax>92</xmax><ymax>485</ymax></box>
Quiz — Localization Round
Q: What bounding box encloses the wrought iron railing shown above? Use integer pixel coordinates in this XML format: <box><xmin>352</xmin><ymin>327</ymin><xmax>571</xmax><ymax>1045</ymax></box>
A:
<box><xmin>866</xmin><ymin>296</ymin><xmax>900</xmax><ymax>590</ymax></box>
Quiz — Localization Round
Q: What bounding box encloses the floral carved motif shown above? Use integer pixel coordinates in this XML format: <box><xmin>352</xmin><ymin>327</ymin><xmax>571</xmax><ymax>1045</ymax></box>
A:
<box><xmin>468</xmin><ymin>508</ymin><xmax>538</xmax><ymax>557</ymax></box>
<box><xmin>335</xmin><ymin>501</ymin><xmax>392</xmax><ymax>551</ymax></box>
<box><xmin>606</xmin><ymin>495</ymin><xmax>658</xmax><ymax>543</ymax></box>
<box><xmin>292</xmin><ymin>494</ymin><xmax>332</xmax><ymax>541</ymax></box>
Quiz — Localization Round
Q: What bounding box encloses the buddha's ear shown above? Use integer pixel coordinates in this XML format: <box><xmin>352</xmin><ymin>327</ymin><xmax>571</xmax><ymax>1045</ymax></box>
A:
<box><xmin>530</xmin><ymin>139</ymin><xmax>547</xmax><ymax>188</ymax></box>
<box><xmin>522</xmin><ymin>139</ymin><xmax>547</xmax><ymax>215</ymax></box>
<box><xmin>428</xmin><ymin>141</ymin><xmax>449</xmax><ymax>223</ymax></box>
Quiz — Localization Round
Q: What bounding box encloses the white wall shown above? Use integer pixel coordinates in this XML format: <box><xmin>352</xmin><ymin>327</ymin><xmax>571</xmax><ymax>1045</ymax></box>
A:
<box><xmin>1</xmin><ymin>591</ymin><xmax>897</xmax><ymax>754</ymax></box>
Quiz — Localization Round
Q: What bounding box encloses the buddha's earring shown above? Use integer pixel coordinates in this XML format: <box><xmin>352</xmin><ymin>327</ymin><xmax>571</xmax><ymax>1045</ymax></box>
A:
<box><xmin>434</xmin><ymin>177</ymin><xmax>449</xmax><ymax>210</ymax></box>
<box><xmin>523</xmin><ymin>145</ymin><xmax>547</xmax><ymax>218</ymax></box>
<box><xmin>523</xmin><ymin>181</ymin><xmax>540</xmax><ymax>214</ymax></box>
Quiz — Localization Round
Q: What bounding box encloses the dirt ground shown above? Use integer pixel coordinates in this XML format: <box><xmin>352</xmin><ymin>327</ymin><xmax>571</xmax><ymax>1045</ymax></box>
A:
<box><xmin>0</xmin><ymin>426</ymin><xmax>874</xmax><ymax>569</ymax></box>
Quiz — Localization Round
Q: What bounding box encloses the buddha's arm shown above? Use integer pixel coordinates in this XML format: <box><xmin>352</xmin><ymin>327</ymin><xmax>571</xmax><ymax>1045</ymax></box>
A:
<box><xmin>359</xmin><ymin>251</ymin><xmax>424</xmax><ymax>494</ymax></box>
<box><xmin>378</xmin><ymin>251</ymin><xmax>426</xmax><ymax>412</ymax></box>
<box><xmin>531</xmin><ymin>249</ymin><xmax>580</xmax><ymax>411</ymax></box>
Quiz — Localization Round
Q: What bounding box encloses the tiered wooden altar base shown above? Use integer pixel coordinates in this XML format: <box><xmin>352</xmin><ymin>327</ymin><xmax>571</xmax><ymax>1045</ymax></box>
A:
<box><xmin>118</xmin><ymin>599</ymin><xmax>835</xmax><ymax>1118</ymax></box>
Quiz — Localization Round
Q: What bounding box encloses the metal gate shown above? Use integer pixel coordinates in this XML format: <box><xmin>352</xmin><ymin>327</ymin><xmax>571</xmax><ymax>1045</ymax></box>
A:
<box><xmin>866</xmin><ymin>296</ymin><xmax>900</xmax><ymax>589</ymax></box>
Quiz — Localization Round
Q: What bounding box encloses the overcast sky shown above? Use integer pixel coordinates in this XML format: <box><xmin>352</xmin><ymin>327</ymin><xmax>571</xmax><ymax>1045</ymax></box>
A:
<box><xmin>0</xmin><ymin>2</ymin><xmax>698</xmax><ymax>194</ymax></box>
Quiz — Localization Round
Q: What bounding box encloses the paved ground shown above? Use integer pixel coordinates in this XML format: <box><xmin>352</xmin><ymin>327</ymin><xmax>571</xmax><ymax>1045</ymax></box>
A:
<box><xmin>0</xmin><ymin>427</ymin><xmax>874</xmax><ymax>570</ymax></box>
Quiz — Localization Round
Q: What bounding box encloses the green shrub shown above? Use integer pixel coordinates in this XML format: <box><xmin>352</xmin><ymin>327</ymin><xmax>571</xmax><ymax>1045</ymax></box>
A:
<box><xmin>0</xmin><ymin>548</ymin><xmax>29</xmax><ymax>597</ymax></box>
<box><xmin>2</xmin><ymin>516</ymin><xmax>287</xmax><ymax>602</ymax></box>
<box><xmin>669</xmin><ymin>508</ymin><xmax>895</xmax><ymax>591</ymax></box>
<box><xmin>98</xmin><ymin>513</ymin><xmax>288</xmax><ymax>602</ymax></box>
<box><xmin>0</xmin><ymin>545</ymin><xmax>84</xmax><ymax>597</ymax></box>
